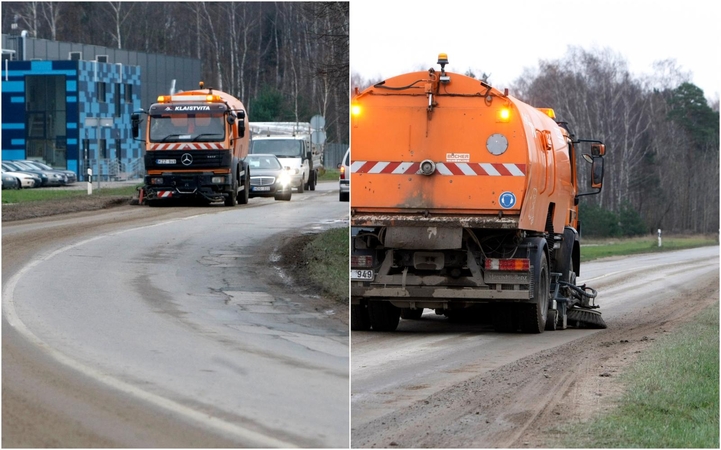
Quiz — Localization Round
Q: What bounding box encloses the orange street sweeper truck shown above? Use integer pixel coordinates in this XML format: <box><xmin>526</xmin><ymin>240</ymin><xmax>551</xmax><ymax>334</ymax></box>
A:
<box><xmin>350</xmin><ymin>54</ymin><xmax>608</xmax><ymax>333</ymax></box>
<box><xmin>132</xmin><ymin>82</ymin><xmax>250</xmax><ymax>206</ymax></box>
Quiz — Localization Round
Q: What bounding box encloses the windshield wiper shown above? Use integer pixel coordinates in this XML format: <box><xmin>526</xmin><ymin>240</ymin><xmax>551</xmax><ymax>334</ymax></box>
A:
<box><xmin>159</xmin><ymin>134</ymin><xmax>183</xmax><ymax>142</ymax></box>
<box><xmin>193</xmin><ymin>133</ymin><xmax>223</xmax><ymax>141</ymax></box>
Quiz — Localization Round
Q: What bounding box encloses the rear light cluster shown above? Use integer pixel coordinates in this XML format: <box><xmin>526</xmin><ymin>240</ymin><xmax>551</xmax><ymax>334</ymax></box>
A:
<box><xmin>484</xmin><ymin>258</ymin><xmax>530</xmax><ymax>271</ymax></box>
<box><xmin>351</xmin><ymin>255</ymin><xmax>373</xmax><ymax>268</ymax></box>
<box><xmin>340</xmin><ymin>166</ymin><xmax>346</xmax><ymax>180</ymax></box>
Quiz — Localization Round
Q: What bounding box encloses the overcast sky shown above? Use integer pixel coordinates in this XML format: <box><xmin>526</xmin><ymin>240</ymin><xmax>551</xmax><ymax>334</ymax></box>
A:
<box><xmin>350</xmin><ymin>0</ymin><xmax>720</xmax><ymax>100</ymax></box>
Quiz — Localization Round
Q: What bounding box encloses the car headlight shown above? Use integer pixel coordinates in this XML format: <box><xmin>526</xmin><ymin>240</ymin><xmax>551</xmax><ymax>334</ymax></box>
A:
<box><xmin>277</xmin><ymin>172</ymin><xmax>292</xmax><ymax>187</ymax></box>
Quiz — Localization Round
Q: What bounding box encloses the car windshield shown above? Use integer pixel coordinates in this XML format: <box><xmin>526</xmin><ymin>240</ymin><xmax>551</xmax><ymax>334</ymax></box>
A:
<box><xmin>247</xmin><ymin>156</ymin><xmax>282</xmax><ymax>170</ymax></box>
<box><xmin>149</xmin><ymin>114</ymin><xmax>225</xmax><ymax>142</ymax></box>
<box><xmin>251</xmin><ymin>139</ymin><xmax>303</xmax><ymax>157</ymax></box>
<box><xmin>27</xmin><ymin>161</ymin><xmax>51</xmax><ymax>170</ymax></box>
<box><xmin>12</xmin><ymin>161</ymin><xmax>36</xmax><ymax>171</ymax></box>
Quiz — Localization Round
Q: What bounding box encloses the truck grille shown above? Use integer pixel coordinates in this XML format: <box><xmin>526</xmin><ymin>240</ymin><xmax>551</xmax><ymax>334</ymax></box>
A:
<box><xmin>144</xmin><ymin>150</ymin><xmax>230</xmax><ymax>170</ymax></box>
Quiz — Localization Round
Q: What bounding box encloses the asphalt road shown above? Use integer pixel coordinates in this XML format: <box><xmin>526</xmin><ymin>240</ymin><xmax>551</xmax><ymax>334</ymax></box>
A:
<box><xmin>3</xmin><ymin>181</ymin><xmax>350</xmax><ymax>448</ymax></box>
<box><xmin>351</xmin><ymin>245</ymin><xmax>719</xmax><ymax>447</ymax></box>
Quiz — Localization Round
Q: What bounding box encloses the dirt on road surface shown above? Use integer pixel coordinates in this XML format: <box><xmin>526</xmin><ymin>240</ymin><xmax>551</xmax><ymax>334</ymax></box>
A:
<box><xmin>351</xmin><ymin>267</ymin><xmax>718</xmax><ymax>448</ymax></box>
<box><xmin>2</xmin><ymin>197</ymin><xmax>347</xmax><ymax>447</ymax></box>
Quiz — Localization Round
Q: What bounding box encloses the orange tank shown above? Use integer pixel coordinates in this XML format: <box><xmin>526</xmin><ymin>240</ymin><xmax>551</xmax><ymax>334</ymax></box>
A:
<box><xmin>350</xmin><ymin>54</ymin><xmax>607</xmax><ymax>334</ymax></box>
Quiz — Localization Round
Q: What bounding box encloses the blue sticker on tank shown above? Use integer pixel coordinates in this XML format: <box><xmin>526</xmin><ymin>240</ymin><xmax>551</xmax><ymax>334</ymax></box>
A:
<box><xmin>499</xmin><ymin>191</ymin><xmax>516</xmax><ymax>209</ymax></box>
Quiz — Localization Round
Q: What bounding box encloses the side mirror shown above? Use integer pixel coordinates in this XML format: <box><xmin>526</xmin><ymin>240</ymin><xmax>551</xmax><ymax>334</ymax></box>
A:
<box><xmin>131</xmin><ymin>113</ymin><xmax>140</xmax><ymax>139</ymax></box>
<box><xmin>237</xmin><ymin>110</ymin><xmax>246</xmax><ymax>138</ymax></box>
<box><xmin>591</xmin><ymin>143</ymin><xmax>605</xmax><ymax>157</ymax></box>
<box><xmin>337</xmin><ymin>162</ymin><xmax>341</xmax><ymax>169</ymax></box>
<box><xmin>226</xmin><ymin>112</ymin><xmax>236</xmax><ymax>125</ymax></box>
<box><xmin>591</xmin><ymin>156</ymin><xmax>604</xmax><ymax>189</ymax></box>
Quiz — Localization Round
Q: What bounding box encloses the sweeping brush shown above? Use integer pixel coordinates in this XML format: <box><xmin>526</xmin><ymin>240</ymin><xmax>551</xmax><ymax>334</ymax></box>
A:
<box><xmin>567</xmin><ymin>307</ymin><xmax>607</xmax><ymax>329</ymax></box>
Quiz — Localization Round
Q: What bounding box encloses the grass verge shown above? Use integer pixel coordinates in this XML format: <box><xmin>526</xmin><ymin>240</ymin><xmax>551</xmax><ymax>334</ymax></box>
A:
<box><xmin>2</xmin><ymin>185</ymin><xmax>140</xmax><ymax>204</ymax></box>
<box><xmin>556</xmin><ymin>301</ymin><xmax>719</xmax><ymax>448</ymax></box>
<box><xmin>318</xmin><ymin>168</ymin><xmax>340</xmax><ymax>181</ymax></box>
<box><xmin>581</xmin><ymin>235</ymin><xmax>718</xmax><ymax>262</ymax></box>
<box><xmin>302</xmin><ymin>227</ymin><xmax>348</xmax><ymax>302</ymax></box>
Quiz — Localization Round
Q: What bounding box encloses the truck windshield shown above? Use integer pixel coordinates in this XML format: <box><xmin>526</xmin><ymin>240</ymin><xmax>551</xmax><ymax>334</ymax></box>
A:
<box><xmin>251</xmin><ymin>139</ymin><xmax>303</xmax><ymax>157</ymax></box>
<box><xmin>149</xmin><ymin>114</ymin><xmax>225</xmax><ymax>142</ymax></box>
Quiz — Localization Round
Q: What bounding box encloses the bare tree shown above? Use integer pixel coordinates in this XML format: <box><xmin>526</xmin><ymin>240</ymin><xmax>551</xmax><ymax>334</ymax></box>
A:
<box><xmin>104</xmin><ymin>2</ymin><xmax>135</xmax><ymax>49</ymax></box>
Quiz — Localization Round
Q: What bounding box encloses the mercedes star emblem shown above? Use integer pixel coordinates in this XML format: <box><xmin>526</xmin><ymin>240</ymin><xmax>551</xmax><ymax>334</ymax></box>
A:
<box><xmin>181</xmin><ymin>153</ymin><xmax>193</xmax><ymax>166</ymax></box>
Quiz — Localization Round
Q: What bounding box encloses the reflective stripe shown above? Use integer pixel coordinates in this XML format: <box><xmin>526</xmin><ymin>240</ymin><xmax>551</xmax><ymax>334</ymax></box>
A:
<box><xmin>149</xmin><ymin>143</ymin><xmax>224</xmax><ymax>150</ymax></box>
<box><xmin>352</xmin><ymin>161</ymin><xmax>526</xmax><ymax>176</ymax></box>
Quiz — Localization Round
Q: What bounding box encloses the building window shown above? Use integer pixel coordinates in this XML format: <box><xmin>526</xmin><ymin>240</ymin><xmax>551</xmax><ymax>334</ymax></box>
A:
<box><xmin>115</xmin><ymin>83</ymin><xmax>121</xmax><ymax>117</ymax></box>
<box><xmin>125</xmin><ymin>84</ymin><xmax>133</xmax><ymax>103</ymax></box>
<box><xmin>99</xmin><ymin>139</ymin><xmax>107</xmax><ymax>159</ymax></box>
<box><xmin>97</xmin><ymin>82</ymin><xmax>106</xmax><ymax>102</ymax></box>
<box><xmin>115</xmin><ymin>138</ymin><xmax>122</xmax><ymax>160</ymax></box>
<box><xmin>25</xmin><ymin>75</ymin><xmax>67</xmax><ymax>165</ymax></box>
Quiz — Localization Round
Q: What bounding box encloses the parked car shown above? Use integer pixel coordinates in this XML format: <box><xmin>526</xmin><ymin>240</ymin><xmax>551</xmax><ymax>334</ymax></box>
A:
<box><xmin>2</xmin><ymin>161</ymin><xmax>51</xmax><ymax>186</ymax></box>
<box><xmin>18</xmin><ymin>159</ymin><xmax>76</xmax><ymax>184</ymax></box>
<box><xmin>339</xmin><ymin>147</ymin><xmax>350</xmax><ymax>202</ymax></box>
<box><xmin>247</xmin><ymin>154</ymin><xmax>293</xmax><ymax>201</ymax></box>
<box><xmin>1</xmin><ymin>167</ymin><xmax>39</xmax><ymax>188</ymax></box>
<box><xmin>2</xmin><ymin>172</ymin><xmax>21</xmax><ymax>189</ymax></box>
<box><xmin>9</xmin><ymin>160</ymin><xmax>67</xmax><ymax>186</ymax></box>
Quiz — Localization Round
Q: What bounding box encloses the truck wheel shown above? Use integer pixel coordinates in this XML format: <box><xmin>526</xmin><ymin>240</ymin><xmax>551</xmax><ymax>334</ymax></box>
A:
<box><xmin>400</xmin><ymin>308</ymin><xmax>423</xmax><ymax>320</ymax></box>
<box><xmin>521</xmin><ymin>252</ymin><xmax>550</xmax><ymax>333</ymax></box>
<box><xmin>351</xmin><ymin>303</ymin><xmax>371</xmax><ymax>331</ymax></box>
<box><xmin>368</xmin><ymin>301</ymin><xmax>400</xmax><ymax>331</ymax></box>
<box><xmin>238</xmin><ymin>166</ymin><xmax>249</xmax><ymax>205</ymax></box>
<box><xmin>224</xmin><ymin>178</ymin><xmax>238</xmax><ymax>206</ymax></box>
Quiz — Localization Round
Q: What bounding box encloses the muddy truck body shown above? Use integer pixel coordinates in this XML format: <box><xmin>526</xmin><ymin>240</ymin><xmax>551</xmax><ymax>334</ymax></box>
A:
<box><xmin>350</xmin><ymin>54</ymin><xmax>607</xmax><ymax>333</ymax></box>
<box><xmin>132</xmin><ymin>83</ymin><xmax>250</xmax><ymax>206</ymax></box>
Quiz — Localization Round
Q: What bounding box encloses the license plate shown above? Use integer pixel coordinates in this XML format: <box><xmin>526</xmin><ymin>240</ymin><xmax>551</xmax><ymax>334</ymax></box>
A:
<box><xmin>156</xmin><ymin>159</ymin><xmax>176</xmax><ymax>164</ymax></box>
<box><xmin>252</xmin><ymin>186</ymin><xmax>270</xmax><ymax>191</ymax></box>
<box><xmin>351</xmin><ymin>269</ymin><xmax>374</xmax><ymax>281</ymax></box>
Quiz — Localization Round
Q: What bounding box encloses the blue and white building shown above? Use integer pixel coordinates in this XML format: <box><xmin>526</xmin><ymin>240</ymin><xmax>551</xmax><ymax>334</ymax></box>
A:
<box><xmin>2</xmin><ymin>34</ymin><xmax>200</xmax><ymax>181</ymax></box>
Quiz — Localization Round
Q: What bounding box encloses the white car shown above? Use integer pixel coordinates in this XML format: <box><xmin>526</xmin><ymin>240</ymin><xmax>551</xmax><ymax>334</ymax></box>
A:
<box><xmin>339</xmin><ymin>148</ymin><xmax>349</xmax><ymax>202</ymax></box>
<box><xmin>1</xmin><ymin>169</ymin><xmax>38</xmax><ymax>188</ymax></box>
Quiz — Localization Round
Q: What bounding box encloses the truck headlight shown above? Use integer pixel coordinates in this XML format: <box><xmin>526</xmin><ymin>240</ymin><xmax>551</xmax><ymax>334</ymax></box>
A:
<box><xmin>211</xmin><ymin>176</ymin><xmax>227</xmax><ymax>184</ymax></box>
<box><xmin>150</xmin><ymin>177</ymin><xmax>164</xmax><ymax>185</ymax></box>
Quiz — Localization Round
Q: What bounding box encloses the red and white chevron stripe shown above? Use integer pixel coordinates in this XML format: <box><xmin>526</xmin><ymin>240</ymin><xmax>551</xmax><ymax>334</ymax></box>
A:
<box><xmin>351</xmin><ymin>161</ymin><xmax>526</xmax><ymax>176</ymax></box>
<box><xmin>157</xmin><ymin>191</ymin><xmax>173</xmax><ymax>198</ymax></box>
<box><xmin>149</xmin><ymin>143</ymin><xmax>225</xmax><ymax>150</ymax></box>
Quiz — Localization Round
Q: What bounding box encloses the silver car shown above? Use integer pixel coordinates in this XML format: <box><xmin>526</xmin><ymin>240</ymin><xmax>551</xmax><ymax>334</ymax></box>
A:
<box><xmin>339</xmin><ymin>147</ymin><xmax>349</xmax><ymax>202</ymax></box>
<box><xmin>247</xmin><ymin>154</ymin><xmax>293</xmax><ymax>201</ymax></box>
<box><xmin>19</xmin><ymin>160</ymin><xmax>77</xmax><ymax>184</ymax></box>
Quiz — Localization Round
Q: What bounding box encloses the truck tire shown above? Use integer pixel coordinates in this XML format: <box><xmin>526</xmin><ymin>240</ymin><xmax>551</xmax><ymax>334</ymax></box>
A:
<box><xmin>238</xmin><ymin>164</ymin><xmax>249</xmax><ymax>205</ymax></box>
<box><xmin>400</xmin><ymin>308</ymin><xmax>423</xmax><ymax>320</ymax></box>
<box><xmin>224</xmin><ymin>178</ymin><xmax>238</xmax><ymax>206</ymax></box>
<box><xmin>368</xmin><ymin>301</ymin><xmax>400</xmax><ymax>331</ymax></box>
<box><xmin>351</xmin><ymin>303</ymin><xmax>371</xmax><ymax>331</ymax></box>
<box><xmin>520</xmin><ymin>252</ymin><xmax>550</xmax><ymax>333</ymax></box>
